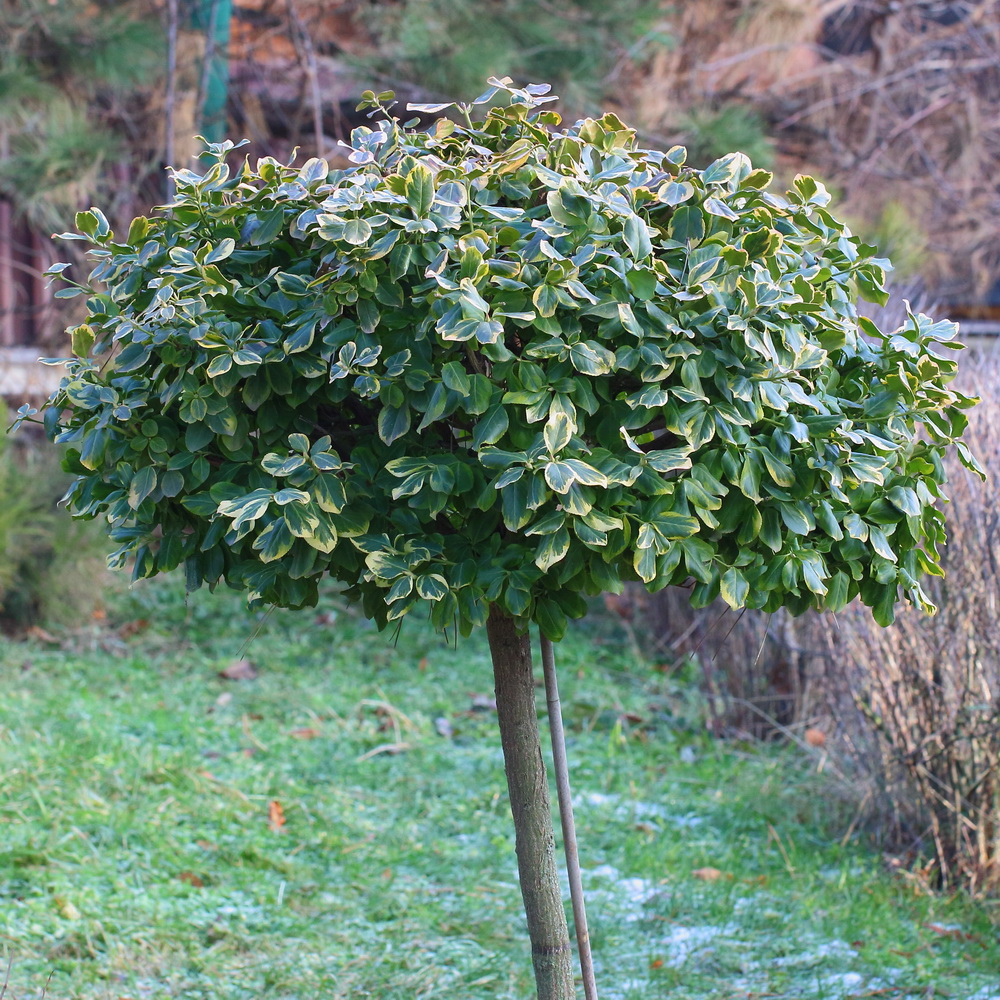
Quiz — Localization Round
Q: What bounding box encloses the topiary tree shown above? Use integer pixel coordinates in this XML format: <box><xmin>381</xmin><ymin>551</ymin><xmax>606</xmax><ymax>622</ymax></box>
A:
<box><xmin>22</xmin><ymin>78</ymin><xmax>979</xmax><ymax>1000</ymax></box>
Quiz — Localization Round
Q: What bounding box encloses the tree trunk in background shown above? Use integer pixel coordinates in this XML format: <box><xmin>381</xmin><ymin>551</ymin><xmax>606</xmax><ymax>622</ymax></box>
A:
<box><xmin>486</xmin><ymin>605</ymin><xmax>576</xmax><ymax>1000</ymax></box>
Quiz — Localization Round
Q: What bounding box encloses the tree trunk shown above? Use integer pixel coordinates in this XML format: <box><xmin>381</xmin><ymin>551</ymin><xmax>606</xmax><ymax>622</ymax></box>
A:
<box><xmin>486</xmin><ymin>605</ymin><xmax>576</xmax><ymax>1000</ymax></box>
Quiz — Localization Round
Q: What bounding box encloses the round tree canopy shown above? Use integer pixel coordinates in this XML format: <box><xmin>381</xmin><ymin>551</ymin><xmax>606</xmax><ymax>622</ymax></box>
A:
<box><xmin>31</xmin><ymin>78</ymin><xmax>979</xmax><ymax>639</ymax></box>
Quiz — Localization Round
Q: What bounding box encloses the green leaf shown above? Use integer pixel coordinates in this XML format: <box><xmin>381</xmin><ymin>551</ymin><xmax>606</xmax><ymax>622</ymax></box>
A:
<box><xmin>533</xmin><ymin>284</ymin><xmax>560</xmax><ymax>318</ymax></box>
<box><xmin>535</xmin><ymin>526</ymin><xmax>570</xmax><ymax>572</ymax></box>
<box><xmin>473</xmin><ymin>405</ymin><xmax>509</xmax><ymax>449</ymax></box>
<box><xmin>342</xmin><ymin>219</ymin><xmax>373</xmax><ymax>245</ymax></box>
<box><xmin>669</xmin><ymin>205</ymin><xmax>705</xmax><ymax>245</ymax></box>
<box><xmin>544</xmin><ymin>411</ymin><xmax>573</xmax><ymax>454</ymax></box>
<box><xmin>416</xmin><ymin>574</ymin><xmax>449</xmax><ymax>601</ymax></box>
<box><xmin>406</xmin><ymin>164</ymin><xmax>435</xmax><ymax>217</ymax></box>
<box><xmin>887</xmin><ymin>485</ymin><xmax>921</xmax><ymax>517</ymax></box>
<box><xmin>128</xmin><ymin>467</ymin><xmax>157</xmax><ymax>510</ymax></box>
<box><xmin>441</xmin><ymin>361</ymin><xmax>471</xmax><ymax>396</ymax></box>
<box><xmin>634</xmin><ymin>545</ymin><xmax>658</xmax><ymax>583</ymax></box>
<box><xmin>283</xmin><ymin>501</ymin><xmax>321</xmax><ymax>538</ymax></box>
<box><xmin>544</xmin><ymin>461</ymin><xmax>576</xmax><ymax>494</ymax></box>
<box><xmin>759</xmin><ymin>448</ymin><xmax>795</xmax><ymax>487</ymax></box>
<box><xmin>534</xmin><ymin>598</ymin><xmax>567</xmax><ymax>641</ymax></box>
<box><xmin>623</xmin><ymin>215</ymin><xmax>652</xmax><ymax>259</ymax></box>
<box><xmin>206</xmin><ymin>354</ymin><xmax>233</xmax><ymax>378</ymax></box>
<box><xmin>378</xmin><ymin>405</ymin><xmax>411</xmax><ymax>445</ymax></box>
<box><xmin>720</xmin><ymin>567</ymin><xmax>749</xmax><ymax>609</ymax></box>
<box><xmin>254</xmin><ymin>519</ymin><xmax>294</xmax><ymax>562</ymax></box>
<box><xmin>312</xmin><ymin>474</ymin><xmax>346</xmax><ymax>513</ymax></box>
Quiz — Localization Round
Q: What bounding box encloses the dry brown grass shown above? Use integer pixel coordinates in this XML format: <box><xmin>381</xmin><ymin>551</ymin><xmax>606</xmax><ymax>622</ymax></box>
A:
<box><xmin>805</xmin><ymin>341</ymin><xmax>1000</xmax><ymax>894</ymax></box>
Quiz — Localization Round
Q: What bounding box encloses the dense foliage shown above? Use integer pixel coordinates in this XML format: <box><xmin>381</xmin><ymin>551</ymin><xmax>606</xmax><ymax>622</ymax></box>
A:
<box><xmin>28</xmin><ymin>79</ymin><xmax>978</xmax><ymax>639</ymax></box>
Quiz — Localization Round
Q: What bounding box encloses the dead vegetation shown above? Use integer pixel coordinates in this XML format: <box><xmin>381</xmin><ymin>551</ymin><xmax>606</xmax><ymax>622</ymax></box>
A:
<box><xmin>635</xmin><ymin>1</ymin><xmax>1000</xmax><ymax>306</ymax></box>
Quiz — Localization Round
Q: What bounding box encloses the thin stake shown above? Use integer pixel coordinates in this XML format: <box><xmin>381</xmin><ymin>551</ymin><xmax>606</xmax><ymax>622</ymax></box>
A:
<box><xmin>540</xmin><ymin>632</ymin><xmax>598</xmax><ymax>1000</ymax></box>
<box><xmin>164</xmin><ymin>0</ymin><xmax>180</xmax><ymax>204</ymax></box>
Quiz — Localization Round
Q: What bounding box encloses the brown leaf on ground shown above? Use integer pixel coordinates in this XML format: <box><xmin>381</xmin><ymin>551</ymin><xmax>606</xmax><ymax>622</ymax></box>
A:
<box><xmin>924</xmin><ymin>923</ymin><xmax>978</xmax><ymax>942</ymax></box>
<box><xmin>219</xmin><ymin>659</ymin><xmax>258</xmax><ymax>681</ymax></box>
<box><xmin>804</xmin><ymin>727</ymin><xmax>827</xmax><ymax>747</ymax></box>
<box><xmin>25</xmin><ymin>625</ymin><xmax>59</xmax><ymax>645</ymax></box>
<box><xmin>289</xmin><ymin>727</ymin><xmax>321</xmax><ymax>739</ymax></box>
<box><xmin>117</xmin><ymin>619</ymin><xmax>149</xmax><ymax>638</ymax></box>
<box><xmin>177</xmin><ymin>871</ymin><xmax>204</xmax><ymax>888</ymax></box>
<box><xmin>267</xmin><ymin>800</ymin><xmax>286</xmax><ymax>833</ymax></box>
<box><xmin>692</xmin><ymin>866</ymin><xmax>728</xmax><ymax>881</ymax></box>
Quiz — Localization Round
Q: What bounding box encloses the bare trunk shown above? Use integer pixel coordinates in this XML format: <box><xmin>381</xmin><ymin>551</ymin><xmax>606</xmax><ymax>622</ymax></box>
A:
<box><xmin>486</xmin><ymin>605</ymin><xmax>576</xmax><ymax>1000</ymax></box>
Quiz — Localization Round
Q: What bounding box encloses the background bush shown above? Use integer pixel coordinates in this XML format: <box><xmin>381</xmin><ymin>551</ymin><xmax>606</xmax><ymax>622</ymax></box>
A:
<box><xmin>0</xmin><ymin>409</ymin><xmax>108</xmax><ymax>630</ymax></box>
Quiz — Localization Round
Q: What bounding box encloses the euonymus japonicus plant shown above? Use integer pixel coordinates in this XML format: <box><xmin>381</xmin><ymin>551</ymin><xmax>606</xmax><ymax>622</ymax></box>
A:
<box><xmin>33</xmin><ymin>80</ymin><xmax>978</xmax><ymax>635</ymax></box>
<box><xmin>25</xmin><ymin>78</ymin><xmax>979</xmax><ymax>999</ymax></box>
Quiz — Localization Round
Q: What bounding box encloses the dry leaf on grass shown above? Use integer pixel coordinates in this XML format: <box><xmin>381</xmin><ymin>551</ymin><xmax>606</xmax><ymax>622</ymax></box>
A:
<box><xmin>692</xmin><ymin>866</ymin><xmax>727</xmax><ymax>881</ymax></box>
<box><xmin>25</xmin><ymin>626</ymin><xmax>59</xmax><ymax>645</ymax></box>
<box><xmin>804</xmin><ymin>728</ymin><xmax>827</xmax><ymax>747</ymax></box>
<box><xmin>219</xmin><ymin>659</ymin><xmax>258</xmax><ymax>681</ymax></box>
<box><xmin>267</xmin><ymin>800</ymin><xmax>286</xmax><ymax>833</ymax></box>
<box><xmin>177</xmin><ymin>871</ymin><xmax>204</xmax><ymax>887</ymax></box>
<box><xmin>289</xmin><ymin>727</ymin><xmax>321</xmax><ymax>739</ymax></box>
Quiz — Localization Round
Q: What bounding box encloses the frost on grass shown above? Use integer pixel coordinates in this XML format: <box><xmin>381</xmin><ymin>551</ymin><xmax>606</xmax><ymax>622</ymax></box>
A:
<box><xmin>576</xmin><ymin>790</ymin><xmax>704</xmax><ymax>828</ymax></box>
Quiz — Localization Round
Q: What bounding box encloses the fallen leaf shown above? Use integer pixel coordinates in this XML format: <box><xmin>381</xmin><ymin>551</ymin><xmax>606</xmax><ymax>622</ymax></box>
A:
<box><xmin>118</xmin><ymin>619</ymin><xmax>149</xmax><ymax>638</ymax></box>
<box><xmin>924</xmin><ymin>922</ymin><xmax>975</xmax><ymax>941</ymax></box>
<box><xmin>804</xmin><ymin>727</ymin><xmax>826</xmax><ymax>748</ymax></box>
<box><xmin>267</xmin><ymin>800</ymin><xmax>286</xmax><ymax>833</ymax></box>
<box><xmin>692</xmin><ymin>866</ymin><xmax>726</xmax><ymax>882</ymax></box>
<box><xmin>177</xmin><ymin>871</ymin><xmax>204</xmax><ymax>887</ymax></box>
<box><xmin>25</xmin><ymin>625</ymin><xmax>59</xmax><ymax>645</ymax></box>
<box><xmin>91</xmin><ymin>606</ymin><xmax>107</xmax><ymax>622</ymax></box>
<box><xmin>196</xmin><ymin>840</ymin><xmax>218</xmax><ymax>851</ymax></box>
<box><xmin>418</xmin><ymin>657</ymin><xmax>429</xmax><ymax>672</ymax></box>
<box><xmin>55</xmin><ymin>897</ymin><xmax>81</xmax><ymax>920</ymax></box>
<box><xmin>219</xmin><ymin>659</ymin><xmax>258</xmax><ymax>681</ymax></box>
<box><xmin>649</xmin><ymin>958</ymin><xmax>664</xmax><ymax>970</ymax></box>
<box><xmin>289</xmin><ymin>727</ymin><xmax>321</xmax><ymax>740</ymax></box>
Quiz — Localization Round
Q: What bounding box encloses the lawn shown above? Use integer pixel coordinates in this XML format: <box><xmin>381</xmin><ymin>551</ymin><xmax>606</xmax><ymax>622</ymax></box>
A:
<box><xmin>1</xmin><ymin>578</ymin><xmax>998</xmax><ymax>999</ymax></box>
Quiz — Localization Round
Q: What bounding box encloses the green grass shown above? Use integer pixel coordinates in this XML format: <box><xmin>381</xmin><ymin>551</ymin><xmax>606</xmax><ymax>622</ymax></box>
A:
<box><xmin>0</xmin><ymin>578</ymin><xmax>997</xmax><ymax>999</ymax></box>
